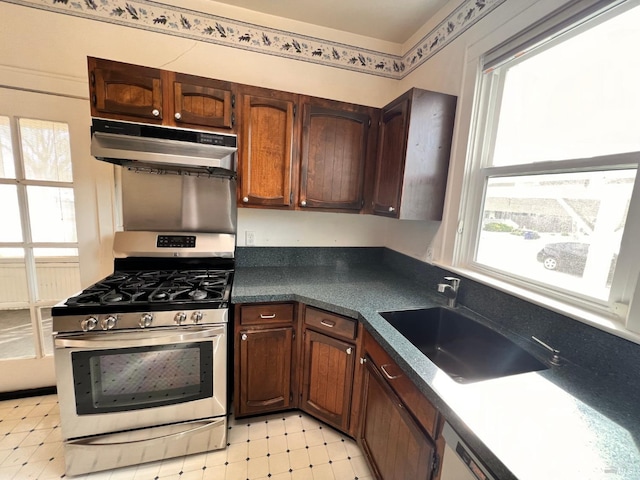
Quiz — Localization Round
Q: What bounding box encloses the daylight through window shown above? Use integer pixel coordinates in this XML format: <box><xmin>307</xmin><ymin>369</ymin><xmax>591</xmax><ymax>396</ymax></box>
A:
<box><xmin>462</xmin><ymin>1</ymin><xmax>640</xmax><ymax>319</ymax></box>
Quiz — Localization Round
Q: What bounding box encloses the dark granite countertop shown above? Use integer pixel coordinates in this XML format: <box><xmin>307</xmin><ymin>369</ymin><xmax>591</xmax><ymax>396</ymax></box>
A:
<box><xmin>232</xmin><ymin>262</ymin><xmax>640</xmax><ymax>480</ymax></box>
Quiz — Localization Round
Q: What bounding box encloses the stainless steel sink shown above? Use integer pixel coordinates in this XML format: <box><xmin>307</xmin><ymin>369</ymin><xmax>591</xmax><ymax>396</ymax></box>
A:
<box><xmin>380</xmin><ymin>307</ymin><xmax>547</xmax><ymax>383</ymax></box>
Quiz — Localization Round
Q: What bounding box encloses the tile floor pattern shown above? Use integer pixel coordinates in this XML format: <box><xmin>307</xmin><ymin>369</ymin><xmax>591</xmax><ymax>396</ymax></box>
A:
<box><xmin>0</xmin><ymin>394</ymin><xmax>374</xmax><ymax>480</ymax></box>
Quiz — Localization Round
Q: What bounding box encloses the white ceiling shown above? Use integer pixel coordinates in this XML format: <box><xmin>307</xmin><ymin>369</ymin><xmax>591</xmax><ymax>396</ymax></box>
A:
<box><xmin>210</xmin><ymin>0</ymin><xmax>450</xmax><ymax>44</ymax></box>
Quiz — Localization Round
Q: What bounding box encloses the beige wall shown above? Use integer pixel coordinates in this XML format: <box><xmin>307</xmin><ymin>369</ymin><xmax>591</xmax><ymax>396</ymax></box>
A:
<box><xmin>0</xmin><ymin>0</ymin><xmax>568</xmax><ymax>265</ymax></box>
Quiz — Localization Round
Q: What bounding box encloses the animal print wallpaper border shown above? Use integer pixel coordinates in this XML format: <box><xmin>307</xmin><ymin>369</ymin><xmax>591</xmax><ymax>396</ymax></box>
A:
<box><xmin>3</xmin><ymin>0</ymin><xmax>507</xmax><ymax>78</ymax></box>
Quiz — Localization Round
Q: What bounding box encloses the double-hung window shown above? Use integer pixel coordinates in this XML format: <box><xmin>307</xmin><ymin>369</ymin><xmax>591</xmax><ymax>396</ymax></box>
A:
<box><xmin>458</xmin><ymin>0</ymin><xmax>640</xmax><ymax>332</ymax></box>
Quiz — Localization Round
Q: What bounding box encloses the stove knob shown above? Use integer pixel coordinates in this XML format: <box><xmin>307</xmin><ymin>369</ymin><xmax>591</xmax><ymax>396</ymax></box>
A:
<box><xmin>191</xmin><ymin>311</ymin><xmax>203</xmax><ymax>324</ymax></box>
<box><xmin>139</xmin><ymin>313</ymin><xmax>153</xmax><ymax>329</ymax></box>
<box><xmin>174</xmin><ymin>312</ymin><xmax>187</xmax><ymax>325</ymax></box>
<box><xmin>81</xmin><ymin>316</ymin><xmax>98</xmax><ymax>332</ymax></box>
<box><xmin>101</xmin><ymin>316</ymin><xmax>117</xmax><ymax>330</ymax></box>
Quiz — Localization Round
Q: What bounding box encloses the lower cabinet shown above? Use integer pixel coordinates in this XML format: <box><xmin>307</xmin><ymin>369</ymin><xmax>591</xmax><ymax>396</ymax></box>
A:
<box><xmin>358</xmin><ymin>329</ymin><xmax>444</xmax><ymax>480</ymax></box>
<box><xmin>300</xmin><ymin>319</ymin><xmax>357</xmax><ymax>432</ymax></box>
<box><xmin>234</xmin><ymin>301</ymin><xmax>445</xmax><ymax>480</ymax></box>
<box><xmin>360</xmin><ymin>355</ymin><xmax>436</xmax><ymax>480</ymax></box>
<box><xmin>234</xmin><ymin>303</ymin><xmax>297</xmax><ymax>417</ymax></box>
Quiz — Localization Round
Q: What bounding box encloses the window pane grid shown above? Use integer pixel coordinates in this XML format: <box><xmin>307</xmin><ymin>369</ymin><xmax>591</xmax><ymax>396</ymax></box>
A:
<box><xmin>18</xmin><ymin>118</ymin><xmax>73</xmax><ymax>182</ymax></box>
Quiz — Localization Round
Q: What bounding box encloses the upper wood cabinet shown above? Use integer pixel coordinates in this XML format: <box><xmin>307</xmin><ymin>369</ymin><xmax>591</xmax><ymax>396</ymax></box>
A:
<box><xmin>236</xmin><ymin>90</ymin><xmax>379</xmax><ymax>213</ymax></box>
<box><xmin>87</xmin><ymin>58</ymin><xmax>458</xmax><ymax>219</ymax></box>
<box><xmin>298</xmin><ymin>98</ymin><xmax>378</xmax><ymax>212</ymax></box>
<box><xmin>89</xmin><ymin>57</ymin><xmax>164</xmax><ymax>123</ymax></box>
<box><xmin>172</xmin><ymin>73</ymin><xmax>234</xmax><ymax>130</ymax></box>
<box><xmin>237</xmin><ymin>86</ymin><xmax>299</xmax><ymax>208</ymax></box>
<box><xmin>372</xmin><ymin>88</ymin><xmax>457</xmax><ymax>220</ymax></box>
<box><xmin>88</xmin><ymin>57</ymin><xmax>235</xmax><ymax>131</ymax></box>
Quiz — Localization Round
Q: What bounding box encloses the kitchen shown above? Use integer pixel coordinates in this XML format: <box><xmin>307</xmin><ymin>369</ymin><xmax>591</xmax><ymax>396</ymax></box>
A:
<box><xmin>2</xmin><ymin>0</ymin><xmax>640</xmax><ymax>479</ymax></box>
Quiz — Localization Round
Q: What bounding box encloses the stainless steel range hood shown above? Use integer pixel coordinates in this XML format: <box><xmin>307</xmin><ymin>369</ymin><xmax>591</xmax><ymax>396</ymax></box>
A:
<box><xmin>90</xmin><ymin>118</ymin><xmax>237</xmax><ymax>174</ymax></box>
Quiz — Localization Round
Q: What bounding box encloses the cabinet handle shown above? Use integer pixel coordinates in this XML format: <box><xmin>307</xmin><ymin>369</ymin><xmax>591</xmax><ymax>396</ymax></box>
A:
<box><xmin>320</xmin><ymin>319</ymin><xmax>336</xmax><ymax>328</ymax></box>
<box><xmin>346</xmin><ymin>347</ymin><xmax>353</xmax><ymax>355</ymax></box>
<box><xmin>242</xmin><ymin>196</ymin><xmax>249</xmax><ymax>203</ymax></box>
<box><xmin>174</xmin><ymin>112</ymin><xmax>182</xmax><ymax>120</ymax></box>
<box><xmin>91</xmin><ymin>94</ymin><xmax>97</xmax><ymax>106</ymax></box>
<box><xmin>360</xmin><ymin>357</ymin><xmax>367</xmax><ymax>364</ymax></box>
<box><xmin>241</xmin><ymin>333</ymin><xmax>248</xmax><ymax>341</ymax></box>
<box><xmin>300</xmin><ymin>200</ymin><xmax>307</xmax><ymax>207</ymax></box>
<box><xmin>388</xmin><ymin>206</ymin><xmax>395</xmax><ymax>213</ymax></box>
<box><xmin>90</xmin><ymin>72</ymin><xmax>95</xmax><ymax>86</ymax></box>
<box><xmin>260</xmin><ymin>313</ymin><xmax>276</xmax><ymax>319</ymax></box>
<box><xmin>152</xmin><ymin>109</ymin><xmax>160</xmax><ymax>117</ymax></box>
<box><xmin>380</xmin><ymin>364</ymin><xmax>401</xmax><ymax>380</ymax></box>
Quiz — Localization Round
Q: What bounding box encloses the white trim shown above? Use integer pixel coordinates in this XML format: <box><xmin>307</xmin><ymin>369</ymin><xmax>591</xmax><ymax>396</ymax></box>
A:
<box><xmin>0</xmin><ymin>65</ymin><xmax>87</xmax><ymax>99</ymax></box>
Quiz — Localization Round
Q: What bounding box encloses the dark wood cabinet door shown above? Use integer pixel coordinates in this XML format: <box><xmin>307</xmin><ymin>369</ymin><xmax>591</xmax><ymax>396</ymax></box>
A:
<box><xmin>299</xmin><ymin>102</ymin><xmax>371</xmax><ymax>211</ymax></box>
<box><xmin>239</xmin><ymin>90</ymin><xmax>297</xmax><ymax>207</ymax></box>
<box><xmin>89</xmin><ymin>57</ymin><xmax>163</xmax><ymax>123</ymax></box>
<box><xmin>359</xmin><ymin>356</ymin><xmax>436</xmax><ymax>480</ymax></box>
<box><xmin>301</xmin><ymin>329</ymin><xmax>356</xmax><ymax>431</ymax></box>
<box><xmin>173</xmin><ymin>73</ymin><xmax>234</xmax><ymax>129</ymax></box>
<box><xmin>371</xmin><ymin>97</ymin><xmax>409</xmax><ymax>218</ymax></box>
<box><xmin>237</xmin><ymin>327</ymin><xmax>293</xmax><ymax>417</ymax></box>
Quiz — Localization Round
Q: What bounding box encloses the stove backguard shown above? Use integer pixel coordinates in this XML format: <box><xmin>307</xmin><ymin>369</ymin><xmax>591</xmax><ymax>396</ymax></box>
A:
<box><xmin>121</xmin><ymin>168</ymin><xmax>237</xmax><ymax>234</ymax></box>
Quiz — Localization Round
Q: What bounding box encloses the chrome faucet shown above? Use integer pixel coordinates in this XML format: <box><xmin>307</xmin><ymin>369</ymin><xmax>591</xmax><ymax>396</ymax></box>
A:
<box><xmin>437</xmin><ymin>276</ymin><xmax>460</xmax><ymax>308</ymax></box>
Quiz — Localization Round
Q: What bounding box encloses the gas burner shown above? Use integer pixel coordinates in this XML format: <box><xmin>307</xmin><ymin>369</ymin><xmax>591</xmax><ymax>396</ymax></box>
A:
<box><xmin>102</xmin><ymin>291</ymin><xmax>126</xmax><ymax>303</ymax></box>
<box><xmin>62</xmin><ymin>266</ymin><xmax>232</xmax><ymax>310</ymax></box>
<box><xmin>190</xmin><ymin>289</ymin><xmax>208</xmax><ymax>300</ymax></box>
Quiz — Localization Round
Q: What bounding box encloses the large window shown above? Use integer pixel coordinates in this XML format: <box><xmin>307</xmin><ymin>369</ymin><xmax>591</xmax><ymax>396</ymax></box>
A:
<box><xmin>460</xmin><ymin>1</ymin><xmax>640</xmax><ymax>328</ymax></box>
<box><xmin>0</xmin><ymin>115</ymin><xmax>81</xmax><ymax>359</ymax></box>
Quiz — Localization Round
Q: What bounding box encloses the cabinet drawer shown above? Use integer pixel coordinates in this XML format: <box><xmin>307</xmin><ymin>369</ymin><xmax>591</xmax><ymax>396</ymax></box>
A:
<box><xmin>240</xmin><ymin>303</ymin><xmax>295</xmax><ymax>325</ymax></box>
<box><xmin>305</xmin><ymin>307</ymin><xmax>357</xmax><ymax>340</ymax></box>
<box><xmin>364</xmin><ymin>330</ymin><xmax>439</xmax><ymax>439</ymax></box>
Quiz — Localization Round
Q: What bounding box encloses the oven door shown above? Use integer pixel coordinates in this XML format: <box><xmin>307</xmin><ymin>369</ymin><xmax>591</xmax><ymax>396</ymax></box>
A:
<box><xmin>54</xmin><ymin>325</ymin><xmax>226</xmax><ymax>440</ymax></box>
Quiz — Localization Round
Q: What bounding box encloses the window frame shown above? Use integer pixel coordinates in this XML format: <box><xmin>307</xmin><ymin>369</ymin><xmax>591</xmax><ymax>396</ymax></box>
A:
<box><xmin>0</xmin><ymin>114</ymin><xmax>81</xmax><ymax>357</ymax></box>
<box><xmin>453</xmin><ymin>0</ymin><xmax>640</xmax><ymax>337</ymax></box>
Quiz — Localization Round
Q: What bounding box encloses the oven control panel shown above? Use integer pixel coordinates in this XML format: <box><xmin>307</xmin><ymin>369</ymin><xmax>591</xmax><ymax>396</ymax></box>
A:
<box><xmin>156</xmin><ymin>235</ymin><xmax>196</xmax><ymax>248</ymax></box>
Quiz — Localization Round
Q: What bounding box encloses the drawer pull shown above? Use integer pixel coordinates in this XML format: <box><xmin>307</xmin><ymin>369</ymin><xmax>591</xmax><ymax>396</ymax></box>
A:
<box><xmin>260</xmin><ymin>313</ymin><xmax>276</xmax><ymax>319</ymax></box>
<box><xmin>380</xmin><ymin>364</ymin><xmax>401</xmax><ymax>380</ymax></box>
<box><xmin>320</xmin><ymin>319</ymin><xmax>336</xmax><ymax>328</ymax></box>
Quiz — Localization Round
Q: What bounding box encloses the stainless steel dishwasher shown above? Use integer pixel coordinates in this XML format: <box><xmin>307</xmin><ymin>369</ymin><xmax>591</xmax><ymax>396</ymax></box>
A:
<box><xmin>440</xmin><ymin>422</ymin><xmax>496</xmax><ymax>480</ymax></box>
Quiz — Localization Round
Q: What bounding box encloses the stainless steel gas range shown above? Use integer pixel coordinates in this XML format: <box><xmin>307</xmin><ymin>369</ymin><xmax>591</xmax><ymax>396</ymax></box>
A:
<box><xmin>51</xmin><ymin>119</ymin><xmax>238</xmax><ymax>476</ymax></box>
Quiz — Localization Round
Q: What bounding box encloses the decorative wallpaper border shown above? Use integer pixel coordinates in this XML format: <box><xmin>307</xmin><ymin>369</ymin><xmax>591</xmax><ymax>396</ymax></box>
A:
<box><xmin>3</xmin><ymin>0</ymin><xmax>507</xmax><ymax>79</ymax></box>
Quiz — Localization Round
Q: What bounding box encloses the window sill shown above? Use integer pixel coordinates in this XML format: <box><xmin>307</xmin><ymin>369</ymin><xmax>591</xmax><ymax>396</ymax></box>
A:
<box><xmin>434</xmin><ymin>261</ymin><xmax>640</xmax><ymax>347</ymax></box>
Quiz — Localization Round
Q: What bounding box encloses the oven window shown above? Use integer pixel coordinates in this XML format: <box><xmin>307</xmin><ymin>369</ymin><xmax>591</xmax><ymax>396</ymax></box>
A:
<box><xmin>72</xmin><ymin>342</ymin><xmax>214</xmax><ymax>414</ymax></box>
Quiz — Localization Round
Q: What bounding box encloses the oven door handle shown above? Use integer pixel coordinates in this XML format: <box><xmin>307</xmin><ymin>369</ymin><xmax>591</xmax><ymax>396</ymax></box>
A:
<box><xmin>54</xmin><ymin>327</ymin><xmax>225</xmax><ymax>349</ymax></box>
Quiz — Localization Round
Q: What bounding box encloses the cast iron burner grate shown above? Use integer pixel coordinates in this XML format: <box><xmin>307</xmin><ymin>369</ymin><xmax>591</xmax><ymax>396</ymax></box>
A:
<box><xmin>64</xmin><ymin>269</ymin><xmax>231</xmax><ymax>308</ymax></box>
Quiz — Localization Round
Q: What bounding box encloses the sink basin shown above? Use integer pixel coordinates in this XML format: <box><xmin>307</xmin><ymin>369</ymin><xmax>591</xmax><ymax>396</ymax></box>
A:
<box><xmin>380</xmin><ymin>307</ymin><xmax>547</xmax><ymax>383</ymax></box>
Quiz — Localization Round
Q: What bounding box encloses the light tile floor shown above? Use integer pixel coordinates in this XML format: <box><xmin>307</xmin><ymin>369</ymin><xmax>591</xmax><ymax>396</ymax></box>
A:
<box><xmin>0</xmin><ymin>394</ymin><xmax>373</xmax><ymax>480</ymax></box>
